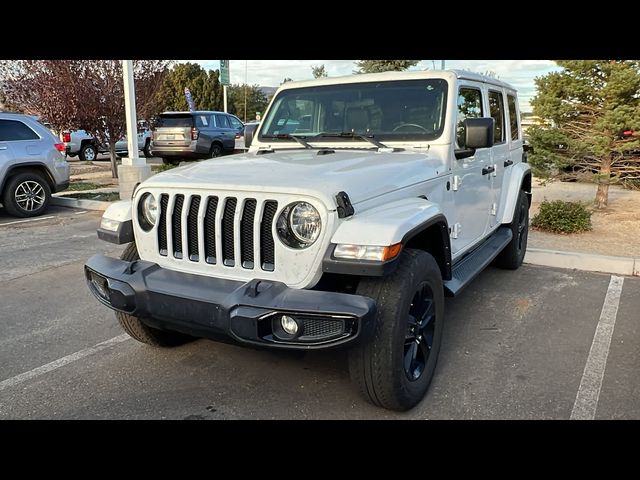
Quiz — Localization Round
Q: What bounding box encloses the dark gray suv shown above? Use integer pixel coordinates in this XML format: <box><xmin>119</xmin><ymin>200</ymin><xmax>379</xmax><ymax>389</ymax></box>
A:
<box><xmin>150</xmin><ymin>111</ymin><xmax>244</xmax><ymax>165</ymax></box>
<box><xmin>0</xmin><ymin>113</ymin><xmax>70</xmax><ymax>217</ymax></box>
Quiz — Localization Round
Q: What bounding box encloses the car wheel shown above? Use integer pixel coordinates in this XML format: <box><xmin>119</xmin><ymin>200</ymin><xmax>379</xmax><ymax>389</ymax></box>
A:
<box><xmin>2</xmin><ymin>172</ymin><xmax>52</xmax><ymax>218</ymax></box>
<box><xmin>494</xmin><ymin>189</ymin><xmax>529</xmax><ymax>270</ymax></box>
<box><xmin>210</xmin><ymin>143</ymin><xmax>223</xmax><ymax>158</ymax></box>
<box><xmin>143</xmin><ymin>140</ymin><xmax>153</xmax><ymax>158</ymax></box>
<box><xmin>115</xmin><ymin>243</ymin><xmax>194</xmax><ymax>347</ymax></box>
<box><xmin>79</xmin><ymin>143</ymin><xmax>97</xmax><ymax>162</ymax></box>
<box><xmin>348</xmin><ymin>249</ymin><xmax>445</xmax><ymax>411</ymax></box>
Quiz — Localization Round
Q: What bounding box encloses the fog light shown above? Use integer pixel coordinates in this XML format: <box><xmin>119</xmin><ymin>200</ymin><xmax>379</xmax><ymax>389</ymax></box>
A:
<box><xmin>281</xmin><ymin>315</ymin><xmax>299</xmax><ymax>335</ymax></box>
<box><xmin>90</xmin><ymin>273</ymin><xmax>109</xmax><ymax>301</ymax></box>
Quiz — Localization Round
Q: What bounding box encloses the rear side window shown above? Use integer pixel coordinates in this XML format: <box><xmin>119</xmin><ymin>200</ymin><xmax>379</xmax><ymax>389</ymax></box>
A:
<box><xmin>488</xmin><ymin>91</ymin><xmax>505</xmax><ymax>144</ymax></box>
<box><xmin>194</xmin><ymin>115</ymin><xmax>210</xmax><ymax>128</ymax></box>
<box><xmin>507</xmin><ymin>94</ymin><xmax>520</xmax><ymax>141</ymax></box>
<box><xmin>214</xmin><ymin>114</ymin><xmax>230</xmax><ymax>128</ymax></box>
<box><xmin>158</xmin><ymin>114</ymin><xmax>194</xmax><ymax>127</ymax></box>
<box><xmin>0</xmin><ymin>119</ymin><xmax>40</xmax><ymax>141</ymax></box>
<box><xmin>456</xmin><ymin>88</ymin><xmax>483</xmax><ymax>147</ymax></box>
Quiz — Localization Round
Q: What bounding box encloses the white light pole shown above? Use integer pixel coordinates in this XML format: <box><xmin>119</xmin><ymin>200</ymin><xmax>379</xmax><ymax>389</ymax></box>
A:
<box><xmin>223</xmin><ymin>85</ymin><xmax>228</xmax><ymax>113</ymax></box>
<box><xmin>441</xmin><ymin>60</ymin><xmax>446</xmax><ymax>70</ymax></box>
<box><xmin>118</xmin><ymin>60</ymin><xmax>151</xmax><ymax>200</ymax></box>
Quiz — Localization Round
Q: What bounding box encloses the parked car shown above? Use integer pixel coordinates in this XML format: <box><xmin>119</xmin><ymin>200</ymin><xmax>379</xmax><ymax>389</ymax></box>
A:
<box><xmin>150</xmin><ymin>111</ymin><xmax>244</xmax><ymax>165</ymax></box>
<box><xmin>85</xmin><ymin>70</ymin><xmax>531</xmax><ymax>411</ymax></box>
<box><xmin>0</xmin><ymin>112</ymin><xmax>70</xmax><ymax>217</ymax></box>
<box><xmin>61</xmin><ymin>121</ymin><xmax>153</xmax><ymax>161</ymax></box>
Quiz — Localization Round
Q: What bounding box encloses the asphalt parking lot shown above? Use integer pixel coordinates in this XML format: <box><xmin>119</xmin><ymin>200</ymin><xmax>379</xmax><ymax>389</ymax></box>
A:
<box><xmin>0</xmin><ymin>205</ymin><xmax>638</xmax><ymax>419</ymax></box>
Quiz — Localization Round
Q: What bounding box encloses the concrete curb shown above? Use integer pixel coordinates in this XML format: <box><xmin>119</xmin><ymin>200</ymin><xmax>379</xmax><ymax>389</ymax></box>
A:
<box><xmin>524</xmin><ymin>248</ymin><xmax>639</xmax><ymax>277</ymax></box>
<box><xmin>51</xmin><ymin>195</ymin><xmax>112</xmax><ymax>211</ymax></box>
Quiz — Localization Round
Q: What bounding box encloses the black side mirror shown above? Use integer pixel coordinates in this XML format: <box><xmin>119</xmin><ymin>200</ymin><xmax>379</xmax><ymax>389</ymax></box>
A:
<box><xmin>244</xmin><ymin>123</ymin><xmax>259</xmax><ymax>148</ymax></box>
<box><xmin>455</xmin><ymin>117</ymin><xmax>495</xmax><ymax>159</ymax></box>
<box><xmin>465</xmin><ymin>117</ymin><xmax>494</xmax><ymax>149</ymax></box>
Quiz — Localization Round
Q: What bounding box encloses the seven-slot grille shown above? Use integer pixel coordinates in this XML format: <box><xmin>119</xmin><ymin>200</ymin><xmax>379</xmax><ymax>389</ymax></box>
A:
<box><xmin>157</xmin><ymin>193</ymin><xmax>278</xmax><ymax>272</ymax></box>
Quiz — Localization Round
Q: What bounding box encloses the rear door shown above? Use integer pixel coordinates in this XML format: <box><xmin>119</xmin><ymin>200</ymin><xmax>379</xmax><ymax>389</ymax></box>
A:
<box><xmin>153</xmin><ymin>114</ymin><xmax>194</xmax><ymax>148</ymax></box>
<box><xmin>486</xmin><ymin>89</ymin><xmax>509</xmax><ymax>233</ymax></box>
<box><xmin>0</xmin><ymin>119</ymin><xmax>43</xmax><ymax>166</ymax></box>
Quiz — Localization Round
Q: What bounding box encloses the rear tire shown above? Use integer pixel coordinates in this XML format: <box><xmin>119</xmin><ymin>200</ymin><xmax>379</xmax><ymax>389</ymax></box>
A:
<box><xmin>2</xmin><ymin>172</ymin><xmax>51</xmax><ymax>218</ymax></box>
<box><xmin>348</xmin><ymin>249</ymin><xmax>445</xmax><ymax>411</ymax></box>
<box><xmin>143</xmin><ymin>140</ymin><xmax>153</xmax><ymax>158</ymax></box>
<box><xmin>210</xmin><ymin>143</ymin><xmax>223</xmax><ymax>158</ymax></box>
<box><xmin>494</xmin><ymin>189</ymin><xmax>529</xmax><ymax>270</ymax></box>
<box><xmin>79</xmin><ymin>143</ymin><xmax>97</xmax><ymax>162</ymax></box>
<box><xmin>115</xmin><ymin>243</ymin><xmax>194</xmax><ymax>347</ymax></box>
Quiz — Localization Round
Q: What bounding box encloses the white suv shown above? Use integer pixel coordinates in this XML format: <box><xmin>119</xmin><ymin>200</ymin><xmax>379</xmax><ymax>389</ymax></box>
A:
<box><xmin>85</xmin><ymin>70</ymin><xmax>531</xmax><ymax>411</ymax></box>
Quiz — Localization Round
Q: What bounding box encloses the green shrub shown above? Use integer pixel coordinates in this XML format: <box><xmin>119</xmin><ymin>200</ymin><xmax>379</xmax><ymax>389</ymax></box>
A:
<box><xmin>531</xmin><ymin>200</ymin><xmax>592</xmax><ymax>234</ymax></box>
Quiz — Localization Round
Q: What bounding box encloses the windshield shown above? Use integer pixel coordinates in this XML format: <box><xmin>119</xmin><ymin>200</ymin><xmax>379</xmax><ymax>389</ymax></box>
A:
<box><xmin>259</xmin><ymin>79</ymin><xmax>448</xmax><ymax>143</ymax></box>
<box><xmin>158</xmin><ymin>114</ymin><xmax>194</xmax><ymax>128</ymax></box>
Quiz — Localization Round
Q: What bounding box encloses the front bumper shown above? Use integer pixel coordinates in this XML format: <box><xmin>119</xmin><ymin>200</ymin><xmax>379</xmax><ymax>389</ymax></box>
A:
<box><xmin>84</xmin><ymin>255</ymin><xmax>376</xmax><ymax>350</ymax></box>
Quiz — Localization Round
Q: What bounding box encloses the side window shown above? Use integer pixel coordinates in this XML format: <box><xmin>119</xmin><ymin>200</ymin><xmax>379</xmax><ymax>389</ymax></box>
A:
<box><xmin>0</xmin><ymin>119</ymin><xmax>40</xmax><ymax>141</ymax></box>
<box><xmin>227</xmin><ymin>116</ymin><xmax>243</xmax><ymax>129</ymax></box>
<box><xmin>456</xmin><ymin>88</ymin><xmax>483</xmax><ymax>147</ymax></box>
<box><xmin>488</xmin><ymin>91</ymin><xmax>505</xmax><ymax>144</ymax></box>
<box><xmin>194</xmin><ymin>115</ymin><xmax>209</xmax><ymax>128</ymax></box>
<box><xmin>215</xmin><ymin>114</ymin><xmax>230</xmax><ymax>128</ymax></box>
<box><xmin>507</xmin><ymin>94</ymin><xmax>520</xmax><ymax>141</ymax></box>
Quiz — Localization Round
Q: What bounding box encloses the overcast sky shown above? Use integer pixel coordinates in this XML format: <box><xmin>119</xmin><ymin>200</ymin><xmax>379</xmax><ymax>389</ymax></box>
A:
<box><xmin>189</xmin><ymin>60</ymin><xmax>561</xmax><ymax>113</ymax></box>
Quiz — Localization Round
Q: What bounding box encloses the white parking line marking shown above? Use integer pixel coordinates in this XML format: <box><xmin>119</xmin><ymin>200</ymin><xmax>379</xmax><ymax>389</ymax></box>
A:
<box><xmin>0</xmin><ymin>334</ymin><xmax>130</xmax><ymax>392</ymax></box>
<box><xmin>0</xmin><ymin>216</ymin><xmax>55</xmax><ymax>226</ymax></box>
<box><xmin>570</xmin><ymin>275</ymin><xmax>624</xmax><ymax>420</ymax></box>
<box><xmin>74</xmin><ymin>210</ymin><xmax>88</xmax><ymax>215</ymax></box>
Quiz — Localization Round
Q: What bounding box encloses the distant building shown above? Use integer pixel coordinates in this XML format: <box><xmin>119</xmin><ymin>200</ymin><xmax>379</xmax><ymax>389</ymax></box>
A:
<box><xmin>520</xmin><ymin>112</ymin><xmax>548</xmax><ymax>138</ymax></box>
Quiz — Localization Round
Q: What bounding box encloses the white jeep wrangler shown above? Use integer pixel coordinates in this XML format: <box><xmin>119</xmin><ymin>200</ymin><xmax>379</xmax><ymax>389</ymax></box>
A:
<box><xmin>85</xmin><ymin>70</ymin><xmax>531</xmax><ymax>411</ymax></box>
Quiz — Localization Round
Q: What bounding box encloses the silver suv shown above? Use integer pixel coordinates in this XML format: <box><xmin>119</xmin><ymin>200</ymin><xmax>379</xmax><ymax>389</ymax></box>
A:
<box><xmin>0</xmin><ymin>112</ymin><xmax>70</xmax><ymax>217</ymax></box>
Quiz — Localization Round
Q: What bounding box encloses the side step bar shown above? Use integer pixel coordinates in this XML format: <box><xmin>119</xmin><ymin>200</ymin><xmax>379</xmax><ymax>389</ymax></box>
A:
<box><xmin>444</xmin><ymin>226</ymin><xmax>512</xmax><ymax>297</ymax></box>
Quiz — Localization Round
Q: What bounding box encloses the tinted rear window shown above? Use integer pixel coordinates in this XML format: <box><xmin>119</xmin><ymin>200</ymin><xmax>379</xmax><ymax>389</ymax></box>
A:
<box><xmin>158</xmin><ymin>114</ymin><xmax>194</xmax><ymax>128</ymax></box>
<box><xmin>0</xmin><ymin>119</ymin><xmax>40</xmax><ymax>141</ymax></box>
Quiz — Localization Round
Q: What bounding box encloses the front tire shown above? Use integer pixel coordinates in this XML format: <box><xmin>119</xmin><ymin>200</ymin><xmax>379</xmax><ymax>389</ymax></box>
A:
<box><xmin>348</xmin><ymin>249</ymin><xmax>445</xmax><ymax>411</ymax></box>
<box><xmin>115</xmin><ymin>243</ymin><xmax>193</xmax><ymax>347</ymax></box>
<box><xmin>2</xmin><ymin>172</ymin><xmax>51</xmax><ymax>218</ymax></box>
<box><xmin>494</xmin><ymin>189</ymin><xmax>529</xmax><ymax>270</ymax></box>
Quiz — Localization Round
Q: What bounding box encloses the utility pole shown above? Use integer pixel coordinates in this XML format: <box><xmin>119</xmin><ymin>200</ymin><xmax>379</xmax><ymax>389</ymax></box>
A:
<box><xmin>244</xmin><ymin>60</ymin><xmax>248</xmax><ymax>122</ymax></box>
<box><xmin>441</xmin><ymin>60</ymin><xmax>446</xmax><ymax>70</ymax></box>
<box><xmin>118</xmin><ymin>60</ymin><xmax>150</xmax><ymax>200</ymax></box>
<box><xmin>223</xmin><ymin>86</ymin><xmax>228</xmax><ymax>113</ymax></box>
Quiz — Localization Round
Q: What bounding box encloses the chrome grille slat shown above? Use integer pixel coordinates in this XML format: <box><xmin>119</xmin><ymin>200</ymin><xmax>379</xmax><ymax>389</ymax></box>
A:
<box><xmin>156</xmin><ymin>193</ymin><xmax>279</xmax><ymax>273</ymax></box>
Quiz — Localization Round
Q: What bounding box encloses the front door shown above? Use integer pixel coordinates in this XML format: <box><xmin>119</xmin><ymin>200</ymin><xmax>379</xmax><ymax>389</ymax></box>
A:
<box><xmin>450</xmin><ymin>83</ymin><xmax>493</xmax><ymax>257</ymax></box>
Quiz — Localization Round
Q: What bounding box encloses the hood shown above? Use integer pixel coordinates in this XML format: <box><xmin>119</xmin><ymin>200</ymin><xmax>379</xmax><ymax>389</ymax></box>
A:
<box><xmin>143</xmin><ymin>149</ymin><xmax>444</xmax><ymax>207</ymax></box>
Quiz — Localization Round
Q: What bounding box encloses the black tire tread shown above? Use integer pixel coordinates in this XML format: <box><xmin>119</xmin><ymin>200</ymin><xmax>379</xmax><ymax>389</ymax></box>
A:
<box><xmin>349</xmin><ymin>248</ymin><xmax>444</xmax><ymax>411</ymax></box>
<box><xmin>495</xmin><ymin>189</ymin><xmax>529</xmax><ymax>270</ymax></box>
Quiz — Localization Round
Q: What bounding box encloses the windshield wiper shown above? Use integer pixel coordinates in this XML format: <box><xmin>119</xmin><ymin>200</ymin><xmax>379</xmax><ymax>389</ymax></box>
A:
<box><xmin>315</xmin><ymin>132</ymin><xmax>395</xmax><ymax>150</ymax></box>
<box><xmin>262</xmin><ymin>133</ymin><xmax>312</xmax><ymax>149</ymax></box>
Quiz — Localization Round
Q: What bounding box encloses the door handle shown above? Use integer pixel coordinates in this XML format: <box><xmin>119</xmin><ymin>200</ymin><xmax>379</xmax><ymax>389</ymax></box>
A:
<box><xmin>482</xmin><ymin>165</ymin><xmax>495</xmax><ymax>175</ymax></box>
<box><xmin>0</xmin><ymin>146</ymin><xmax>7</xmax><ymax>150</ymax></box>
<box><xmin>504</xmin><ymin>159</ymin><xmax>513</xmax><ymax>167</ymax></box>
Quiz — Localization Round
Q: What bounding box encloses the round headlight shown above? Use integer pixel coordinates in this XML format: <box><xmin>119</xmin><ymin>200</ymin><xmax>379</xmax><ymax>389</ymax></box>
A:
<box><xmin>290</xmin><ymin>202</ymin><xmax>321</xmax><ymax>244</ymax></box>
<box><xmin>138</xmin><ymin>193</ymin><xmax>157</xmax><ymax>231</ymax></box>
<box><xmin>276</xmin><ymin>202</ymin><xmax>322</xmax><ymax>249</ymax></box>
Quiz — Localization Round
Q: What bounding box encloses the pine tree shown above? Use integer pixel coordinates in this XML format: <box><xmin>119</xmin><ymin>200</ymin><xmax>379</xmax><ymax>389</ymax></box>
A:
<box><xmin>529</xmin><ymin>60</ymin><xmax>640</xmax><ymax>208</ymax></box>
<box><xmin>354</xmin><ymin>60</ymin><xmax>420</xmax><ymax>73</ymax></box>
